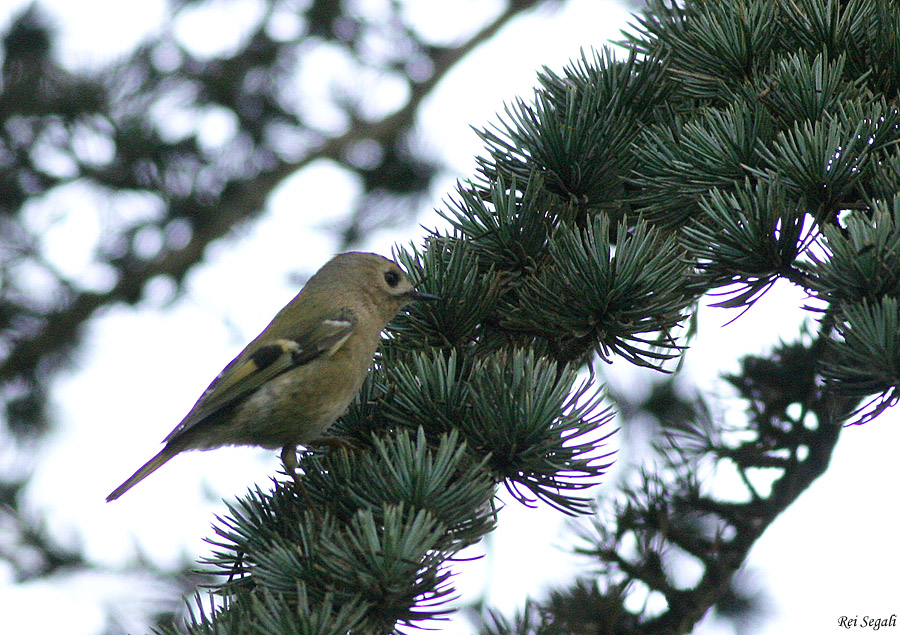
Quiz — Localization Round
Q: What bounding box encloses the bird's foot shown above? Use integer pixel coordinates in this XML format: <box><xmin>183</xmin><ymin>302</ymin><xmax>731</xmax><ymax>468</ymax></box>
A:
<box><xmin>280</xmin><ymin>444</ymin><xmax>322</xmax><ymax>514</ymax></box>
<box><xmin>306</xmin><ymin>435</ymin><xmax>362</xmax><ymax>453</ymax></box>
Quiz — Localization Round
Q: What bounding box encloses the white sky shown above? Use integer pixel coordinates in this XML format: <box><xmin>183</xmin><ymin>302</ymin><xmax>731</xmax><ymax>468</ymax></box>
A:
<box><xmin>2</xmin><ymin>1</ymin><xmax>899</xmax><ymax>634</ymax></box>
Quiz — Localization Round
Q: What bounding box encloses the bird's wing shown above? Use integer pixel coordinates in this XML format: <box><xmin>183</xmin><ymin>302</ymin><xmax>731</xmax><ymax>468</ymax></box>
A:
<box><xmin>163</xmin><ymin>311</ymin><xmax>357</xmax><ymax>442</ymax></box>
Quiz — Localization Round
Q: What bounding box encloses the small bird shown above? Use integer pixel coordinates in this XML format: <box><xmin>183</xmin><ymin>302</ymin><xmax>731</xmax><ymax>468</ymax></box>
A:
<box><xmin>106</xmin><ymin>252</ymin><xmax>437</xmax><ymax>501</ymax></box>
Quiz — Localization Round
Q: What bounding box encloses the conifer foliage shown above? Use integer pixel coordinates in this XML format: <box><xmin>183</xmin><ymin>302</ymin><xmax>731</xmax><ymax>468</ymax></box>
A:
<box><xmin>175</xmin><ymin>0</ymin><xmax>900</xmax><ymax>632</ymax></box>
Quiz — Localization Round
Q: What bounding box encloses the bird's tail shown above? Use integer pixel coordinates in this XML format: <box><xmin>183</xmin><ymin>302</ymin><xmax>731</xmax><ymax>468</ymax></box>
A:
<box><xmin>106</xmin><ymin>446</ymin><xmax>178</xmax><ymax>502</ymax></box>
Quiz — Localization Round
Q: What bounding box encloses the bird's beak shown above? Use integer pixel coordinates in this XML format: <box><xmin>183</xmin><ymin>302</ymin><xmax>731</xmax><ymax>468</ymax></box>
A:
<box><xmin>407</xmin><ymin>289</ymin><xmax>440</xmax><ymax>302</ymax></box>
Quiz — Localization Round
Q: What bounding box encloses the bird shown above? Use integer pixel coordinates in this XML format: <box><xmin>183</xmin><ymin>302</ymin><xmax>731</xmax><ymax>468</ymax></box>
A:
<box><xmin>106</xmin><ymin>252</ymin><xmax>438</xmax><ymax>501</ymax></box>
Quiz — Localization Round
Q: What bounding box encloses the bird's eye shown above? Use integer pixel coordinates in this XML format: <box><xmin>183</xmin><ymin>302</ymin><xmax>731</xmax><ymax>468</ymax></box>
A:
<box><xmin>384</xmin><ymin>270</ymin><xmax>401</xmax><ymax>288</ymax></box>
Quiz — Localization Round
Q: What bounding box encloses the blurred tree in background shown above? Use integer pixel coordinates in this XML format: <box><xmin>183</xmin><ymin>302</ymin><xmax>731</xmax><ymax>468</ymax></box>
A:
<box><xmin>4</xmin><ymin>0</ymin><xmax>900</xmax><ymax>633</ymax></box>
<box><xmin>0</xmin><ymin>0</ymin><xmax>566</xmax><ymax>630</ymax></box>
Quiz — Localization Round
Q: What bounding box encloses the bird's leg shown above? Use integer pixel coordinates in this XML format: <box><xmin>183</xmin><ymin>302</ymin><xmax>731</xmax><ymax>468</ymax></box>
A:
<box><xmin>281</xmin><ymin>444</ymin><xmax>304</xmax><ymax>488</ymax></box>
<box><xmin>281</xmin><ymin>444</ymin><xmax>298</xmax><ymax>473</ymax></box>
<box><xmin>281</xmin><ymin>444</ymin><xmax>319</xmax><ymax>512</ymax></box>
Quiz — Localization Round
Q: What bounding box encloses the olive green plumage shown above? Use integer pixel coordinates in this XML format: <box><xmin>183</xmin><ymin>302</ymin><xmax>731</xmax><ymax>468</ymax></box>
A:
<box><xmin>106</xmin><ymin>252</ymin><xmax>437</xmax><ymax>502</ymax></box>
